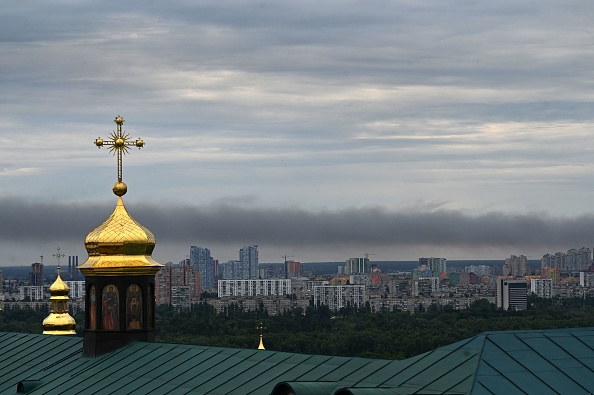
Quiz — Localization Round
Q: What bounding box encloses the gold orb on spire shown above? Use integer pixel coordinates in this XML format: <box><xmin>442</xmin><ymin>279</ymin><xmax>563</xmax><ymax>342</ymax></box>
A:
<box><xmin>114</xmin><ymin>115</ymin><xmax>124</xmax><ymax>125</ymax></box>
<box><xmin>113</xmin><ymin>181</ymin><xmax>128</xmax><ymax>196</ymax></box>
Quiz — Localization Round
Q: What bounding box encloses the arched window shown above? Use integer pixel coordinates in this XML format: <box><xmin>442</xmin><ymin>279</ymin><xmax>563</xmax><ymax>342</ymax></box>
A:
<box><xmin>102</xmin><ymin>285</ymin><xmax>119</xmax><ymax>330</ymax></box>
<box><xmin>126</xmin><ymin>284</ymin><xmax>143</xmax><ymax>330</ymax></box>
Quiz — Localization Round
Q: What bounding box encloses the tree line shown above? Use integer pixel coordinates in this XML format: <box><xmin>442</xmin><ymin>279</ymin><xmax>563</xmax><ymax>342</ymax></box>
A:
<box><xmin>2</xmin><ymin>296</ymin><xmax>594</xmax><ymax>359</ymax></box>
<box><xmin>154</xmin><ymin>296</ymin><xmax>594</xmax><ymax>359</ymax></box>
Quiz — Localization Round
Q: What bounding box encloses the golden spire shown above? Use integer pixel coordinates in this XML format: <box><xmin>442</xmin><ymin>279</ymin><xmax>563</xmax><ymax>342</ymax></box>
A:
<box><xmin>43</xmin><ymin>247</ymin><xmax>76</xmax><ymax>335</ymax></box>
<box><xmin>257</xmin><ymin>322</ymin><xmax>266</xmax><ymax>350</ymax></box>
<box><xmin>79</xmin><ymin>116</ymin><xmax>162</xmax><ymax>277</ymax></box>
<box><xmin>94</xmin><ymin>115</ymin><xmax>144</xmax><ymax>197</ymax></box>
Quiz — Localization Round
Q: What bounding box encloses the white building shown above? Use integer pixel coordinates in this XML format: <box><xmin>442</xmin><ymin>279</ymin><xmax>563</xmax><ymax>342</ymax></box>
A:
<box><xmin>579</xmin><ymin>272</ymin><xmax>594</xmax><ymax>287</ymax></box>
<box><xmin>346</xmin><ymin>258</ymin><xmax>369</xmax><ymax>275</ymax></box>
<box><xmin>18</xmin><ymin>286</ymin><xmax>44</xmax><ymax>301</ymax></box>
<box><xmin>218</xmin><ymin>279</ymin><xmax>291</xmax><ymax>297</ymax></box>
<box><xmin>65</xmin><ymin>281</ymin><xmax>85</xmax><ymax>299</ymax></box>
<box><xmin>313</xmin><ymin>285</ymin><xmax>366</xmax><ymax>311</ymax></box>
<box><xmin>496</xmin><ymin>278</ymin><xmax>528</xmax><ymax>310</ymax></box>
<box><xmin>530</xmin><ymin>278</ymin><xmax>553</xmax><ymax>299</ymax></box>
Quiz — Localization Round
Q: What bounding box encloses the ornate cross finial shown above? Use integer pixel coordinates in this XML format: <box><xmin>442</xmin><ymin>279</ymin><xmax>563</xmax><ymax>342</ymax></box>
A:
<box><xmin>256</xmin><ymin>322</ymin><xmax>266</xmax><ymax>335</ymax></box>
<box><xmin>52</xmin><ymin>247</ymin><xmax>65</xmax><ymax>275</ymax></box>
<box><xmin>94</xmin><ymin>115</ymin><xmax>144</xmax><ymax>196</ymax></box>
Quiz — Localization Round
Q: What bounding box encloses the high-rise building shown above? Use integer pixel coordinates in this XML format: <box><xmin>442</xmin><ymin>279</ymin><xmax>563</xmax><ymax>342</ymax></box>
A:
<box><xmin>419</xmin><ymin>257</ymin><xmax>447</xmax><ymax>277</ymax></box>
<box><xmin>190</xmin><ymin>246</ymin><xmax>215</xmax><ymax>289</ymax></box>
<box><xmin>505</xmin><ymin>255</ymin><xmax>527</xmax><ymax>277</ymax></box>
<box><xmin>580</xmin><ymin>271</ymin><xmax>594</xmax><ymax>287</ymax></box>
<box><xmin>542</xmin><ymin>248</ymin><xmax>592</xmax><ymax>271</ymax></box>
<box><xmin>413</xmin><ymin>277</ymin><xmax>440</xmax><ymax>296</ymax></box>
<box><xmin>156</xmin><ymin>261</ymin><xmax>201</xmax><ymax>306</ymax></box>
<box><xmin>239</xmin><ymin>245</ymin><xmax>258</xmax><ymax>279</ymax></box>
<box><xmin>217</xmin><ymin>279</ymin><xmax>291</xmax><ymax>297</ymax></box>
<box><xmin>464</xmin><ymin>265</ymin><xmax>491</xmax><ymax>276</ymax></box>
<box><xmin>345</xmin><ymin>258</ymin><xmax>368</xmax><ymax>275</ymax></box>
<box><xmin>313</xmin><ymin>285</ymin><xmax>366</xmax><ymax>311</ymax></box>
<box><xmin>219</xmin><ymin>260</ymin><xmax>238</xmax><ymax>279</ymax></box>
<box><xmin>496</xmin><ymin>278</ymin><xmax>528</xmax><ymax>310</ymax></box>
<box><xmin>530</xmin><ymin>278</ymin><xmax>553</xmax><ymax>299</ymax></box>
<box><xmin>285</xmin><ymin>260</ymin><xmax>302</xmax><ymax>278</ymax></box>
<box><xmin>29</xmin><ymin>261</ymin><xmax>44</xmax><ymax>286</ymax></box>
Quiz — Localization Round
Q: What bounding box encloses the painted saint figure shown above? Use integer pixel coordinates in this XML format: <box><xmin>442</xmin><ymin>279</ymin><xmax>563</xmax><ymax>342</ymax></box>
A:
<box><xmin>126</xmin><ymin>284</ymin><xmax>143</xmax><ymax>330</ymax></box>
<box><xmin>102</xmin><ymin>285</ymin><xmax>119</xmax><ymax>330</ymax></box>
<box><xmin>89</xmin><ymin>285</ymin><xmax>96</xmax><ymax>330</ymax></box>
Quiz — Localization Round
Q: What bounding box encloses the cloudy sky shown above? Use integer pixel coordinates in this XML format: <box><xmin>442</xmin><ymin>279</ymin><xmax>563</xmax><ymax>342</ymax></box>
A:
<box><xmin>1</xmin><ymin>1</ymin><xmax>594</xmax><ymax>265</ymax></box>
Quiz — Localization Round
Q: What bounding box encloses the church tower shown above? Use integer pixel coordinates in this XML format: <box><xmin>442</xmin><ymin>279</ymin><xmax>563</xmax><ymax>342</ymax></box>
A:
<box><xmin>79</xmin><ymin>116</ymin><xmax>163</xmax><ymax>357</ymax></box>
<box><xmin>42</xmin><ymin>248</ymin><xmax>76</xmax><ymax>336</ymax></box>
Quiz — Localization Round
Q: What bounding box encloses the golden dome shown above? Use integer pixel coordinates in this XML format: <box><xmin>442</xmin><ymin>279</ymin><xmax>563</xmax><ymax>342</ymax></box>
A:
<box><xmin>43</xmin><ymin>312</ymin><xmax>76</xmax><ymax>336</ymax></box>
<box><xmin>49</xmin><ymin>274</ymin><xmax>69</xmax><ymax>296</ymax></box>
<box><xmin>43</xmin><ymin>269</ymin><xmax>76</xmax><ymax>336</ymax></box>
<box><xmin>78</xmin><ymin>197</ymin><xmax>163</xmax><ymax>276</ymax></box>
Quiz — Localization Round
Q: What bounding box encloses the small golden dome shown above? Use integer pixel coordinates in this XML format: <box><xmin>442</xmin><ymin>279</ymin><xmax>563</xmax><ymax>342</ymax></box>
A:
<box><xmin>43</xmin><ymin>269</ymin><xmax>76</xmax><ymax>336</ymax></box>
<box><xmin>49</xmin><ymin>274</ymin><xmax>69</xmax><ymax>296</ymax></box>
<box><xmin>43</xmin><ymin>313</ymin><xmax>76</xmax><ymax>336</ymax></box>
<box><xmin>79</xmin><ymin>197</ymin><xmax>163</xmax><ymax>276</ymax></box>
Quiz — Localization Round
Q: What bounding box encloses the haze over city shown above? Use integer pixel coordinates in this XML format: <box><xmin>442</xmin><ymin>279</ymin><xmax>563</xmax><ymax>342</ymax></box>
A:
<box><xmin>2</xmin><ymin>1</ymin><xmax>594</xmax><ymax>264</ymax></box>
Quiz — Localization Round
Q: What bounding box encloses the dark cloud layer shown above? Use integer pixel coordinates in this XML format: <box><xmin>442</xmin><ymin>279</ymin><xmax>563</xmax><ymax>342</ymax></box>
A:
<box><xmin>0</xmin><ymin>199</ymin><xmax>591</xmax><ymax>251</ymax></box>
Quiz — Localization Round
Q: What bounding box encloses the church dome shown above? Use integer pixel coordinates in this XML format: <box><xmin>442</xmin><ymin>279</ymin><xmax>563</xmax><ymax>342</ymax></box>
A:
<box><xmin>78</xmin><ymin>197</ymin><xmax>162</xmax><ymax>276</ymax></box>
<box><xmin>43</xmin><ymin>268</ymin><xmax>76</xmax><ymax>336</ymax></box>
<box><xmin>49</xmin><ymin>274</ymin><xmax>69</xmax><ymax>296</ymax></box>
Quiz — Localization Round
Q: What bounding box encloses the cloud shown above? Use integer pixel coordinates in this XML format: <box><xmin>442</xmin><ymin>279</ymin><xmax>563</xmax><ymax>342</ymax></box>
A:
<box><xmin>0</xmin><ymin>198</ymin><xmax>591</xmax><ymax>264</ymax></box>
<box><xmin>1</xmin><ymin>1</ymin><xmax>594</xmax><ymax>263</ymax></box>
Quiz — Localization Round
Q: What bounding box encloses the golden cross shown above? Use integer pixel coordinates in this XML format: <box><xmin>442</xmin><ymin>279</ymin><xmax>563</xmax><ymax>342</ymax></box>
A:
<box><xmin>94</xmin><ymin>115</ymin><xmax>144</xmax><ymax>196</ymax></box>
<box><xmin>52</xmin><ymin>247</ymin><xmax>65</xmax><ymax>275</ymax></box>
<box><xmin>256</xmin><ymin>322</ymin><xmax>266</xmax><ymax>335</ymax></box>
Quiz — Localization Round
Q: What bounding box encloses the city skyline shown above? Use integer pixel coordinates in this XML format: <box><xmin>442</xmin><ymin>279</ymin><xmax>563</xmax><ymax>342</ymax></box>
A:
<box><xmin>2</xmin><ymin>2</ymin><xmax>594</xmax><ymax>264</ymax></box>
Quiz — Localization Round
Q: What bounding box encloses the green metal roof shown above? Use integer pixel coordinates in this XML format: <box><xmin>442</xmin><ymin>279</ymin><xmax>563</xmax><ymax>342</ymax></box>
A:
<box><xmin>1</xmin><ymin>327</ymin><xmax>594</xmax><ymax>394</ymax></box>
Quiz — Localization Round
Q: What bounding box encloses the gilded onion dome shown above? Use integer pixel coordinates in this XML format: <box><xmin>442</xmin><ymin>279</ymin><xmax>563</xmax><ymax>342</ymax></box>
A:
<box><xmin>78</xmin><ymin>197</ymin><xmax>163</xmax><ymax>276</ymax></box>
<box><xmin>43</xmin><ymin>267</ymin><xmax>76</xmax><ymax>335</ymax></box>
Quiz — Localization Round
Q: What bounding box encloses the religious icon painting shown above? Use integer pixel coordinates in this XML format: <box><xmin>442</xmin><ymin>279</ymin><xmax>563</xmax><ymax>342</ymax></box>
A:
<box><xmin>102</xmin><ymin>285</ymin><xmax>119</xmax><ymax>330</ymax></box>
<box><xmin>89</xmin><ymin>285</ymin><xmax>96</xmax><ymax>330</ymax></box>
<box><xmin>126</xmin><ymin>284</ymin><xmax>143</xmax><ymax>330</ymax></box>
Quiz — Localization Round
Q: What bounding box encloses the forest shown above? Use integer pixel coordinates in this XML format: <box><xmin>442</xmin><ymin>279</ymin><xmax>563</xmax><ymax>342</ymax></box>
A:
<box><xmin>2</xmin><ymin>297</ymin><xmax>594</xmax><ymax>360</ymax></box>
